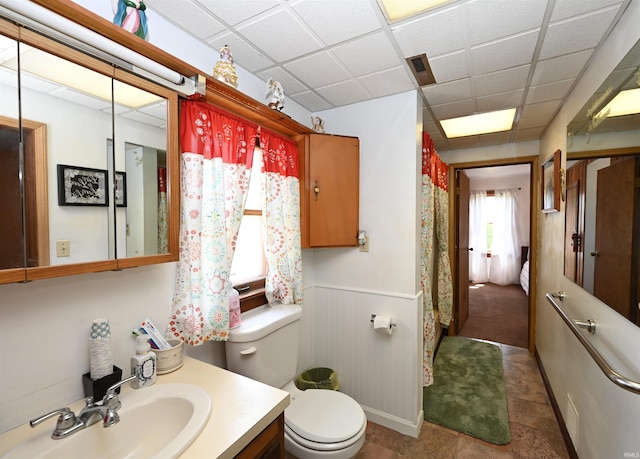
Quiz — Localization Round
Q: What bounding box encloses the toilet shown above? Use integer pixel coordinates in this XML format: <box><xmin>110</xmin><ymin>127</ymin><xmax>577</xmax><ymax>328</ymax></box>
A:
<box><xmin>226</xmin><ymin>304</ymin><xmax>366</xmax><ymax>459</ymax></box>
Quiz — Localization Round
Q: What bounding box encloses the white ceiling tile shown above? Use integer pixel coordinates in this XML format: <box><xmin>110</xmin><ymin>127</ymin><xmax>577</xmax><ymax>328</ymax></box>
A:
<box><xmin>206</xmin><ymin>32</ymin><xmax>274</xmax><ymax>72</ymax></box>
<box><xmin>284</xmin><ymin>52</ymin><xmax>350</xmax><ymax>87</ymax></box>
<box><xmin>430</xmin><ymin>99</ymin><xmax>477</xmax><ymax>120</ymax></box>
<box><xmin>256</xmin><ymin>67</ymin><xmax>307</xmax><ymax>95</ymax></box>
<box><xmin>392</xmin><ymin>5</ymin><xmax>467</xmax><ymax>58</ymax></box>
<box><xmin>531</xmin><ymin>49</ymin><xmax>592</xmax><ymax>86</ymax></box>
<box><xmin>526</xmin><ymin>79</ymin><xmax>575</xmax><ymax>105</ymax></box>
<box><xmin>146</xmin><ymin>0</ymin><xmax>226</xmax><ymax>39</ymax></box>
<box><xmin>466</xmin><ymin>0</ymin><xmax>546</xmax><ymax>46</ymax></box>
<box><xmin>332</xmin><ymin>32</ymin><xmax>401</xmax><ymax>77</ymax></box>
<box><xmin>478</xmin><ymin>130</ymin><xmax>512</xmax><ymax>147</ymax></box>
<box><xmin>291</xmin><ymin>0</ymin><xmax>381</xmax><ymax>46</ymax></box>
<box><xmin>517</xmin><ymin>114</ymin><xmax>550</xmax><ymax>129</ymax></box>
<box><xmin>476</xmin><ymin>89</ymin><xmax>524</xmax><ymax>112</ymax></box>
<box><xmin>429</xmin><ymin>51</ymin><xmax>469</xmax><ymax>83</ymax></box>
<box><xmin>316</xmin><ymin>80</ymin><xmax>371</xmax><ymax>106</ymax></box>
<box><xmin>422</xmin><ymin>79</ymin><xmax>472</xmax><ymax>106</ymax></box>
<box><xmin>470</xmin><ymin>30</ymin><xmax>539</xmax><ymax>75</ymax></box>
<box><xmin>472</xmin><ymin>65</ymin><xmax>530</xmax><ymax>97</ymax></box>
<box><xmin>196</xmin><ymin>0</ymin><xmax>280</xmax><ymax>26</ymax></box>
<box><xmin>550</xmin><ymin>0</ymin><xmax>622</xmax><ymax>22</ymax></box>
<box><xmin>520</xmin><ymin>99</ymin><xmax>562</xmax><ymax>119</ymax></box>
<box><xmin>447</xmin><ymin>136</ymin><xmax>481</xmax><ymax>149</ymax></box>
<box><xmin>539</xmin><ymin>7</ymin><xmax>620</xmax><ymax>60</ymax></box>
<box><xmin>237</xmin><ymin>9</ymin><xmax>323</xmax><ymax>62</ymax></box>
<box><xmin>290</xmin><ymin>91</ymin><xmax>332</xmax><ymax>112</ymax></box>
<box><xmin>357</xmin><ymin>67</ymin><xmax>415</xmax><ymax>98</ymax></box>
<box><xmin>513</xmin><ymin>126</ymin><xmax>545</xmax><ymax>141</ymax></box>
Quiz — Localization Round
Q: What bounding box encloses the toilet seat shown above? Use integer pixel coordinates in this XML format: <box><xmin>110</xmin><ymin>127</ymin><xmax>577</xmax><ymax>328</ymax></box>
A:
<box><xmin>285</xmin><ymin>389</ymin><xmax>366</xmax><ymax>449</ymax></box>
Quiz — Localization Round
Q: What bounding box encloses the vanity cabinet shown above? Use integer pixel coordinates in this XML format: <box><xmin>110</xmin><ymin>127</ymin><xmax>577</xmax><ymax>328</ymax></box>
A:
<box><xmin>235</xmin><ymin>414</ymin><xmax>284</xmax><ymax>459</ymax></box>
<box><xmin>297</xmin><ymin>134</ymin><xmax>360</xmax><ymax>248</ymax></box>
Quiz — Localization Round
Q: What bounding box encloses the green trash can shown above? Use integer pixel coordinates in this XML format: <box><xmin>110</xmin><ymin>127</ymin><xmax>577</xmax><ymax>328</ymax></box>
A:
<box><xmin>295</xmin><ymin>367</ymin><xmax>339</xmax><ymax>391</ymax></box>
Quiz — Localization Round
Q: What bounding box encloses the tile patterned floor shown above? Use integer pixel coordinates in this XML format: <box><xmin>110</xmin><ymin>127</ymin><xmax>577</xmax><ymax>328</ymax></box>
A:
<box><xmin>354</xmin><ymin>343</ymin><xmax>570</xmax><ymax>459</ymax></box>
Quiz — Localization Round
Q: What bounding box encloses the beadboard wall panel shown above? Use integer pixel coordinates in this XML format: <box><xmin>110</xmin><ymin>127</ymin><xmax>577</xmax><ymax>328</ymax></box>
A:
<box><xmin>298</xmin><ymin>284</ymin><xmax>423</xmax><ymax>437</ymax></box>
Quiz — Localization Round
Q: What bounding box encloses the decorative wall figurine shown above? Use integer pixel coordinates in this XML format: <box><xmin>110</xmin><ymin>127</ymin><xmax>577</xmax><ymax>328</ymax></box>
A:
<box><xmin>213</xmin><ymin>45</ymin><xmax>238</xmax><ymax>87</ymax></box>
<box><xmin>112</xmin><ymin>0</ymin><xmax>149</xmax><ymax>40</ymax></box>
<box><xmin>266</xmin><ymin>78</ymin><xmax>285</xmax><ymax>111</ymax></box>
<box><xmin>311</xmin><ymin>116</ymin><xmax>325</xmax><ymax>133</ymax></box>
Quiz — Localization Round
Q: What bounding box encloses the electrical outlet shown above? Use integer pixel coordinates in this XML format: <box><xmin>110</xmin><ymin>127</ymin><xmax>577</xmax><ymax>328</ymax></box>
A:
<box><xmin>359</xmin><ymin>235</ymin><xmax>369</xmax><ymax>252</ymax></box>
<box><xmin>56</xmin><ymin>240</ymin><xmax>70</xmax><ymax>257</ymax></box>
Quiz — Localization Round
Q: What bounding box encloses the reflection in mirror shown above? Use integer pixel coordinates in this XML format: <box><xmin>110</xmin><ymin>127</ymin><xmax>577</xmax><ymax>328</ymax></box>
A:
<box><xmin>112</xmin><ymin>80</ymin><xmax>168</xmax><ymax>258</ymax></box>
<box><xmin>0</xmin><ymin>33</ymin><xmax>22</xmax><ymax>270</ymax></box>
<box><xmin>565</xmin><ymin>39</ymin><xmax>640</xmax><ymax>327</ymax></box>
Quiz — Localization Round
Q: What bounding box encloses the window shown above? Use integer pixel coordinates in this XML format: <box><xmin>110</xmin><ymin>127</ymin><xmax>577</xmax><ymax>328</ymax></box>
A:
<box><xmin>230</xmin><ymin>146</ymin><xmax>266</xmax><ymax>286</ymax></box>
<box><xmin>485</xmin><ymin>194</ymin><xmax>495</xmax><ymax>254</ymax></box>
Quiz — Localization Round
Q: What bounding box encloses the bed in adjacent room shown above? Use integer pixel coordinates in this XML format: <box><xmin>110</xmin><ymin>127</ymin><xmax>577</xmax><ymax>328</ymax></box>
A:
<box><xmin>520</xmin><ymin>246</ymin><xmax>530</xmax><ymax>295</ymax></box>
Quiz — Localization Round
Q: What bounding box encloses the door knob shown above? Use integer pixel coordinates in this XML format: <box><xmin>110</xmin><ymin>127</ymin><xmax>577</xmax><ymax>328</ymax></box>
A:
<box><xmin>590</xmin><ymin>251</ymin><xmax>600</xmax><ymax>257</ymax></box>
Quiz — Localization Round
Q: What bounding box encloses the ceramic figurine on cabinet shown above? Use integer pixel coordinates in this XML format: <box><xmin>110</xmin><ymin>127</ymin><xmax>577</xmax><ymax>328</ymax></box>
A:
<box><xmin>213</xmin><ymin>45</ymin><xmax>238</xmax><ymax>87</ymax></box>
<box><xmin>112</xmin><ymin>0</ymin><xmax>149</xmax><ymax>40</ymax></box>
<box><xmin>266</xmin><ymin>78</ymin><xmax>285</xmax><ymax>111</ymax></box>
<box><xmin>311</xmin><ymin>116</ymin><xmax>325</xmax><ymax>133</ymax></box>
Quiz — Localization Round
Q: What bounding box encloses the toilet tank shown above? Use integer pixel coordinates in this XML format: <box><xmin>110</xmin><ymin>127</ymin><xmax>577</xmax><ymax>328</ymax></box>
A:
<box><xmin>226</xmin><ymin>303</ymin><xmax>302</xmax><ymax>389</ymax></box>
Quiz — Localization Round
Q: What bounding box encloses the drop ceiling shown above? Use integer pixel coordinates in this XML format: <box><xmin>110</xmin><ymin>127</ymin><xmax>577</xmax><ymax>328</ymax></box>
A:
<box><xmin>144</xmin><ymin>0</ymin><xmax>630</xmax><ymax>152</ymax></box>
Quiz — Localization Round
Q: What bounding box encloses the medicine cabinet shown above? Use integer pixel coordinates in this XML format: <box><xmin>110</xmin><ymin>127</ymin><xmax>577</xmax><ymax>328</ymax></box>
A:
<box><xmin>0</xmin><ymin>18</ymin><xmax>179</xmax><ymax>284</ymax></box>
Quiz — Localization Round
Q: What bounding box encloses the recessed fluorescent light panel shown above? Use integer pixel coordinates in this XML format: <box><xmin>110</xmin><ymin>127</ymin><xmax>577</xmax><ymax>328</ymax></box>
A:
<box><xmin>441</xmin><ymin>109</ymin><xmax>516</xmax><ymax>138</ymax></box>
<box><xmin>380</xmin><ymin>0</ymin><xmax>453</xmax><ymax>21</ymax></box>
<box><xmin>597</xmin><ymin>87</ymin><xmax>640</xmax><ymax>118</ymax></box>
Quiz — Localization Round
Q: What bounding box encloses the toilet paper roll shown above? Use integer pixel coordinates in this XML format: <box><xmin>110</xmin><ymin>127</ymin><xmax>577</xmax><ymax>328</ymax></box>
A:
<box><xmin>373</xmin><ymin>315</ymin><xmax>393</xmax><ymax>336</ymax></box>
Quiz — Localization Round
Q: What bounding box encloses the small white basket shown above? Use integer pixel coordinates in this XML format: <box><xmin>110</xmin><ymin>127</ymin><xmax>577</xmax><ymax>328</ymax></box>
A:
<box><xmin>155</xmin><ymin>339</ymin><xmax>184</xmax><ymax>374</ymax></box>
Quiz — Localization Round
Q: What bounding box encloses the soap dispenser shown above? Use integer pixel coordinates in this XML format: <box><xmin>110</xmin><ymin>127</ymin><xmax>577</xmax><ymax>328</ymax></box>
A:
<box><xmin>131</xmin><ymin>335</ymin><xmax>156</xmax><ymax>388</ymax></box>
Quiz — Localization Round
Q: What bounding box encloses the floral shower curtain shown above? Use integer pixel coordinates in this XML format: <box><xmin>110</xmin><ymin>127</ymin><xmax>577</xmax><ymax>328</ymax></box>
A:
<box><xmin>158</xmin><ymin>167</ymin><xmax>168</xmax><ymax>253</ymax></box>
<box><xmin>421</xmin><ymin>132</ymin><xmax>453</xmax><ymax>387</ymax></box>
<box><xmin>259</xmin><ymin>129</ymin><xmax>303</xmax><ymax>306</ymax></box>
<box><xmin>168</xmin><ymin>100</ymin><xmax>257</xmax><ymax>345</ymax></box>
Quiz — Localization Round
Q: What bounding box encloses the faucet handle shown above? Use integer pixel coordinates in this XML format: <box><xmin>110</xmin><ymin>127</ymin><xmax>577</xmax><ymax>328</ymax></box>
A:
<box><xmin>30</xmin><ymin>407</ymin><xmax>77</xmax><ymax>432</ymax></box>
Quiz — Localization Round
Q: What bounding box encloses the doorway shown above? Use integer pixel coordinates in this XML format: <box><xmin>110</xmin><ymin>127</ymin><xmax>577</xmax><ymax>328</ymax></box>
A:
<box><xmin>450</xmin><ymin>157</ymin><xmax>538</xmax><ymax>352</ymax></box>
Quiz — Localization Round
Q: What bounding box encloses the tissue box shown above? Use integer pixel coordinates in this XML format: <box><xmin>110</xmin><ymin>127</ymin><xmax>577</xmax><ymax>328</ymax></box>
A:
<box><xmin>154</xmin><ymin>339</ymin><xmax>184</xmax><ymax>374</ymax></box>
<box><xmin>82</xmin><ymin>365</ymin><xmax>123</xmax><ymax>402</ymax></box>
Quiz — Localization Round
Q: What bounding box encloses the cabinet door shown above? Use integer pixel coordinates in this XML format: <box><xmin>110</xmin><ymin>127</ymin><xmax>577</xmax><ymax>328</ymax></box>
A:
<box><xmin>303</xmin><ymin>134</ymin><xmax>359</xmax><ymax>248</ymax></box>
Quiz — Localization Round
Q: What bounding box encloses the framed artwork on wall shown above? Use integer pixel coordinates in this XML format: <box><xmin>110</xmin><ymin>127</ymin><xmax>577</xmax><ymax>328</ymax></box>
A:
<box><xmin>57</xmin><ymin>164</ymin><xmax>109</xmax><ymax>206</ymax></box>
<box><xmin>541</xmin><ymin>149</ymin><xmax>561</xmax><ymax>213</ymax></box>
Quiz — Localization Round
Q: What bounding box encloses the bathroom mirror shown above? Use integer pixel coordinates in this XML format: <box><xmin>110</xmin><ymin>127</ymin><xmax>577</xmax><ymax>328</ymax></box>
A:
<box><xmin>564</xmin><ymin>39</ymin><xmax>640</xmax><ymax>327</ymax></box>
<box><xmin>0</xmin><ymin>21</ymin><xmax>178</xmax><ymax>284</ymax></box>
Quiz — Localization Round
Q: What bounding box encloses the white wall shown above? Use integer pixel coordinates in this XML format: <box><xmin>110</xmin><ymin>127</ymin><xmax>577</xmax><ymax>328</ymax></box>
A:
<box><xmin>296</xmin><ymin>90</ymin><xmax>425</xmax><ymax>436</ymax></box>
<box><xmin>536</xmin><ymin>1</ymin><xmax>640</xmax><ymax>456</ymax></box>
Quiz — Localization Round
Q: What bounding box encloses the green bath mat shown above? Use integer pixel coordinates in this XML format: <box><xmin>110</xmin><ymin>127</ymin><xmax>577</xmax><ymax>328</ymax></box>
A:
<box><xmin>423</xmin><ymin>336</ymin><xmax>511</xmax><ymax>444</ymax></box>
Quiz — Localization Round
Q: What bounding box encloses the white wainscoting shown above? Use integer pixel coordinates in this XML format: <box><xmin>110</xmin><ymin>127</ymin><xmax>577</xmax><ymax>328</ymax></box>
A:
<box><xmin>298</xmin><ymin>284</ymin><xmax>423</xmax><ymax>437</ymax></box>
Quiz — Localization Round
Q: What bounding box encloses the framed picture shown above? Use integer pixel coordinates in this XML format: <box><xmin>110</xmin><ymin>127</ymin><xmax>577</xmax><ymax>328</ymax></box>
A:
<box><xmin>541</xmin><ymin>149</ymin><xmax>561</xmax><ymax>213</ymax></box>
<box><xmin>115</xmin><ymin>171</ymin><xmax>127</xmax><ymax>207</ymax></box>
<box><xmin>57</xmin><ymin>164</ymin><xmax>109</xmax><ymax>206</ymax></box>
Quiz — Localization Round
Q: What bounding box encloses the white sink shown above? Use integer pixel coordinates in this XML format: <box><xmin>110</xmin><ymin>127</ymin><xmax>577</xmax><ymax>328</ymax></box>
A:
<box><xmin>3</xmin><ymin>383</ymin><xmax>211</xmax><ymax>459</ymax></box>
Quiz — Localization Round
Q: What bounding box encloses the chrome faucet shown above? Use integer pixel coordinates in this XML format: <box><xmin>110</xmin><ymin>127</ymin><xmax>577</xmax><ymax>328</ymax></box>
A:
<box><xmin>29</xmin><ymin>375</ymin><xmax>137</xmax><ymax>439</ymax></box>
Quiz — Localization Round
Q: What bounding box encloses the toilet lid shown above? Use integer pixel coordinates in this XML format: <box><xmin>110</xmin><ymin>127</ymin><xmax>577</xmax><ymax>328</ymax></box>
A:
<box><xmin>285</xmin><ymin>390</ymin><xmax>366</xmax><ymax>443</ymax></box>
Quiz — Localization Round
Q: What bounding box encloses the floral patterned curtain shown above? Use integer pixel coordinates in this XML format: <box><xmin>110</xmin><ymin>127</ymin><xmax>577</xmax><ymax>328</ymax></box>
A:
<box><xmin>157</xmin><ymin>167</ymin><xmax>168</xmax><ymax>253</ymax></box>
<box><xmin>421</xmin><ymin>132</ymin><xmax>453</xmax><ymax>386</ymax></box>
<box><xmin>259</xmin><ymin>129</ymin><xmax>303</xmax><ymax>306</ymax></box>
<box><xmin>168</xmin><ymin>100</ymin><xmax>257</xmax><ymax>345</ymax></box>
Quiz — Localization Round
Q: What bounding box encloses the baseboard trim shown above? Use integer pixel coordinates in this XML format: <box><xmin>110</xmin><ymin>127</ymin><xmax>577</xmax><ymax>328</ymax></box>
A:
<box><xmin>535</xmin><ymin>350</ymin><xmax>579</xmax><ymax>459</ymax></box>
<box><xmin>362</xmin><ymin>406</ymin><xmax>422</xmax><ymax>439</ymax></box>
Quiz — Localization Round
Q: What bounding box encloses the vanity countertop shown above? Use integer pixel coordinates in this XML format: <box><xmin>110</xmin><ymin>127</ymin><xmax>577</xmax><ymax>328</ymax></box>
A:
<box><xmin>0</xmin><ymin>357</ymin><xmax>290</xmax><ymax>458</ymax></box>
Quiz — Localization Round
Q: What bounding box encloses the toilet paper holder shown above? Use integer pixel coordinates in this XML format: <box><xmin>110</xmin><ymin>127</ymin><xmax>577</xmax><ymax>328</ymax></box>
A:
<box><xmin>370</xmin><ymin>313</ymin><xmax>397</xmax><ymax>328</ymax></box>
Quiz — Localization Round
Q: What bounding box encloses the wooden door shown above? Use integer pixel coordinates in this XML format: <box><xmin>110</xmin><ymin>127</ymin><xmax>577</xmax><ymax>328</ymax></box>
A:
<box><xmin>456</xmin><ymin>170</ymin><xmax>470</xmax><ymax>333</ymax></box>
<box><xmin>564</xmin><ymin>161</ymin><xmax>585</xmax><ymax>285</ymax></box>
<box><xmin>0</xmin><ymin>125</ymin><xmax>23</xmax><ymax>270</ymax></box>
<box><xmin>593</xmin><ymin>157</ymin><xmax>638</xmax><ymax>318</ymax></box>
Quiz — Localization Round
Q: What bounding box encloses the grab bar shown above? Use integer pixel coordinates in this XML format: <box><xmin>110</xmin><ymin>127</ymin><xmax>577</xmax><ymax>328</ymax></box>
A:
<box><xmin>546</xmin><ymin>292</ymin><xmax>640</xmax><ymax>395</ymax></box>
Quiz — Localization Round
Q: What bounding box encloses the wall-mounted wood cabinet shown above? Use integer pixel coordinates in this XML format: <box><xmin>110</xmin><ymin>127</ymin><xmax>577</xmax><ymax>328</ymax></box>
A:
<box><xmin>297</xmin><ymin>134</ymin><xmax>360</xmax><ymax>248</ymax></box>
